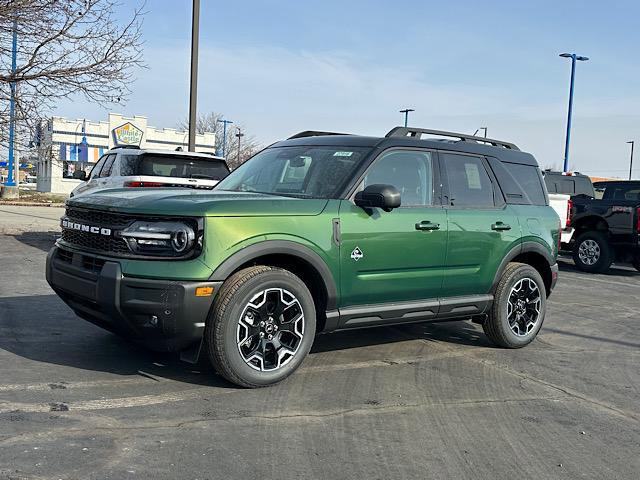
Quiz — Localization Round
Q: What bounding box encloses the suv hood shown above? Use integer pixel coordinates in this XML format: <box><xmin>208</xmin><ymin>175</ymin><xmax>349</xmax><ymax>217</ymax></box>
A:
<box><xmin>66</xmin><ymin>188</ymin><xmax>330</xmax><ymax>217</ymax></box>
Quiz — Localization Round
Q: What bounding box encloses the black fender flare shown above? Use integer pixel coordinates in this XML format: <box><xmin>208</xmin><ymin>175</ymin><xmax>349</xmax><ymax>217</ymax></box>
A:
<box><xmin>491</xmin><ymin>241</ymin><xmax>554</xmax><ymax>293</ymax></box>
<box><xmin>209</xmin><ymin>240</ymin><xmax>338</xmax><ymax>310</ymax></box>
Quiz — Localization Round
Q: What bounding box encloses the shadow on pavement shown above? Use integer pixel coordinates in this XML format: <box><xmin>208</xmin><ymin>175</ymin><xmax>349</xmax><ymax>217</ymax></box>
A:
<box><xmin>558</xmin><ymin>256</ymin><xmax>640</xmax><ymax>277</ymax></box>
<box><xmin>1</xmin><ymin>293</ymin><xmax>490</xmax><ymax>387</ymax></box>
<box><xmin>9</xmin><ymin>231</ymin><xmax>58</xmax><ymax>253</ymax></box>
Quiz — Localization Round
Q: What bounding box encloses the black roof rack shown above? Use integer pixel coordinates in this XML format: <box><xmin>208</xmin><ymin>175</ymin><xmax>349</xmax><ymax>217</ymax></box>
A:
<box><xmin>110</xmin><ymin>145</ymin><xmax>140</xmax><ymax>150</ymax></box>
<box><xmin>288</xmin><ymin>130</ymin><xmax>350</xmax><ymax>140</ymax></box>
<box><xmin>386</xmin><ymin>127</ymin><xmax>519</xmax><ymax>151</ymax></box>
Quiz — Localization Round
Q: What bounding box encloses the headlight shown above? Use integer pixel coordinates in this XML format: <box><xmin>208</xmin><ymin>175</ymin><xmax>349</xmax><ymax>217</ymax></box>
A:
<box><xmin>120</xmin><ymin>221</ymin><xmax>198</xmax><ymax>257</ymax></box>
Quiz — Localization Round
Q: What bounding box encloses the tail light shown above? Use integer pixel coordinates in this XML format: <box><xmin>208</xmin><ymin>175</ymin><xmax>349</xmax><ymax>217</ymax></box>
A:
<box><xmin>566</xmin><ymin>198</ymin><xmax>573</xmax><ymax>228</ymax></box>
<box><xmin>124</xmin><ymin>181</ymin><xmax>165</xmax><ymax>188</ymax></box>
<box><xmin>558</xmin><ymin>218</ymin><xmax>562</xmax><ymax>252</ymax></box>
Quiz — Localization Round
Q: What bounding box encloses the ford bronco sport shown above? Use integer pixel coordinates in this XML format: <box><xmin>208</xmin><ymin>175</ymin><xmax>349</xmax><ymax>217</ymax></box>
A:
<box><xmin>46</xmin><ymin>127</ymin><xmax>560</xmax><ymax>387</ymax></box>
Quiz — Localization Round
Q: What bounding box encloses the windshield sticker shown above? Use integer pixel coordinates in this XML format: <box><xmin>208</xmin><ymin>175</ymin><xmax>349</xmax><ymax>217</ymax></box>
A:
<box><xmin>333</xmin><ymin>151</ymin><xmax>353</xmax><ymax>157</ymax></box>
<box><xmin>464</xmin><ymin>163</ymin><xmax>482</xmax><ymax>189</ymax></box>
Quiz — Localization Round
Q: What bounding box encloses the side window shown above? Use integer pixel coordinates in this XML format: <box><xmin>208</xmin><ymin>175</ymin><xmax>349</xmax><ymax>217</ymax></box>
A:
<box><xmin>100</xmin><ymin>154</ymin><xmax>117</xmax><ymax>177</ymax></box>
<box><xmin>89</xmin><ymin>156</ymin><xmax>107</xmax><ymax>179</ymax></box>
<box><xmin>362</xmin><ymin>150</ymin><xmax>433</xmax><ymax>206</ymax></box>
<box><xmin>503</xmin><ymin>163</ymin><xmax>547</xmax><ymax>205</ymax></box>
<box><xmin>442</xmin><ymin>153</ymin><xmax>495</xmax><ymax>208</ymax></box>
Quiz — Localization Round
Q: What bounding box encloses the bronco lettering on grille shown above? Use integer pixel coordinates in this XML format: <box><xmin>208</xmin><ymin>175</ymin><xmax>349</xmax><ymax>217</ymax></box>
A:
<box><xmin>61</xmin><ymin>218</ymin><xmax>112</xmax><ymax>236</ymax></box>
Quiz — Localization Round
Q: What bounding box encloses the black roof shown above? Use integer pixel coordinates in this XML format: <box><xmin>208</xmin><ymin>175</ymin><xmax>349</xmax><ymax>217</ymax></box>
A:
<box><xmin>272</xmin><ymin>127</ymin><xmax>538</xmax><ymax>166</ymax></box>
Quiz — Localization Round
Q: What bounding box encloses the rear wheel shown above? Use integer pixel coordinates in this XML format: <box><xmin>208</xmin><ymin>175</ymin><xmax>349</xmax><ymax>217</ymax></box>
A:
<box><xmin>572</xmin><ymin>231</ymin><xmax>612</xmax><ymax>273</ymax></box>
<box><xmin>206</xmin><ymin>266</ymin><xmax>316</xmax><ymax>388</ymax></box>
<box><xmin>483</xmin><ymin>262</ymin><xmax>546</xmax><ymax>348</ymax></box>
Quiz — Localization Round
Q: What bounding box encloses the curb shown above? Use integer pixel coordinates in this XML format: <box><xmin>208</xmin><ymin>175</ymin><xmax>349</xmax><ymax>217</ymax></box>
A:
<box><xmin>0</xmin><ymin>202</ymin><xmax>65</xmax><ymax>207</ymax></box>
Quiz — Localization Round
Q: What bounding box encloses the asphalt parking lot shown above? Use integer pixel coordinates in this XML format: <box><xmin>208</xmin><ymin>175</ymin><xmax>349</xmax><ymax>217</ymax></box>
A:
<box><xmin>1</xmin><ymin>206</ymin><xmax>638</xmax><ymax>480</ymax></box>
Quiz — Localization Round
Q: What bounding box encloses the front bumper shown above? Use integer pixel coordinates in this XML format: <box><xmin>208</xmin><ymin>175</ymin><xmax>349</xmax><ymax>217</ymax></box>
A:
<box><xmin>46</xmin><ymin>246</ymin><xmax>221</xmax><ymax>352</ymax></box>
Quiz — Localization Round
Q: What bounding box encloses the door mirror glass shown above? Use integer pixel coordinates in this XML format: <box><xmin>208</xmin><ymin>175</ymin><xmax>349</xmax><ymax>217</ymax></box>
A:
<box><xmin>354</xmin><ymin>184</ymin><xmax>401</xmax><ymax>212</ymax></box>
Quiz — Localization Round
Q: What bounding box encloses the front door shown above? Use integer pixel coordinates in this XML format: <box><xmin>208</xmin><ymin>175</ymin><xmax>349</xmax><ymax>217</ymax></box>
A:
<box><xmin>440</xmin><ymin>152</ymin><xmax>521</xmax><ymax>297</ymax></box>
<box><xmin>339</xmin><ymin>149</ymin><xmax>447</xmax><ymax>308</ymax></box>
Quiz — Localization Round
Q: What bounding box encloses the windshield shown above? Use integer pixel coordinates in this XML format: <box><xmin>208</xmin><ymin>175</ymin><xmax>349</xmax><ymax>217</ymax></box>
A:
<box><xmin>216</xmin><ymin>145</ymin><xmax>371</xmax><ymax>198</ymax></box>
<box><xmin>121</xmin><ymin>154</ymin><xmax>230</xmax><ymax>180</ymax></box>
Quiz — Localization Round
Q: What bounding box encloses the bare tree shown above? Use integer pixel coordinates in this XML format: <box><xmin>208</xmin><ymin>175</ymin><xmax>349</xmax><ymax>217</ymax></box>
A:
<box><xmin>0</xmin><ymin>0</ymin><xmax>145</xmax><ymax>149</ymax></box>
<box><xmin>180</xmin><ymin>112</ymin><xmax>262</xmax><ymax>169</ymax></box>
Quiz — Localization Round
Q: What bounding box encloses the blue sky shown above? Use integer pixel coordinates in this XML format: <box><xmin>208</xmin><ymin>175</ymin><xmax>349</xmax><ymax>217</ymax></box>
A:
<box><xmin>56</xmin><ymin>0</ymin><xmax>640</xmax><ymax>177</ymax></box>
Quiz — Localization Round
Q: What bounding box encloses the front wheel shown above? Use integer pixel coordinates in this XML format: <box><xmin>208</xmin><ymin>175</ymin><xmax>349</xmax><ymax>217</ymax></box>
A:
<box><xmin>483</xmin><ymin>262</ymin><xmax>546</xmax><ymax>348</ymax></box>
<box><xmin>206</xmin><ymin>266</ymin><xmax>316</xmax><ymax>388</ymax></box>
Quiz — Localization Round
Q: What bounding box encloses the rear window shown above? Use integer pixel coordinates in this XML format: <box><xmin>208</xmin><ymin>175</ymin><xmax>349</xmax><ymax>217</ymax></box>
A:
<box><xmin>544</xmin><ymin>173</ymin><xmax>594</xmax><ymax>197</ymax></box>
<box><xmin>120</xmin><ymin>154</ymin><xmax>230</xmax><ymax>180</ymax></box>
<box><xmin>504</xmin><ymin>163</ymin><xmax>547</xmax><ymax>206</ymax></box>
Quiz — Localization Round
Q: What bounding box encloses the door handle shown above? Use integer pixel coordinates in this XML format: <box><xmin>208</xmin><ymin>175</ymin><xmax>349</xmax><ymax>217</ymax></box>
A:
<box><xmin>491</xmin><ymin>222</ymin><xmax>511</xmax><ymax>231</ymax></box>
<box><xmin>415</xmin><ymin>221</ymin><xmax>440</xmax><ymax>231</ymax></box>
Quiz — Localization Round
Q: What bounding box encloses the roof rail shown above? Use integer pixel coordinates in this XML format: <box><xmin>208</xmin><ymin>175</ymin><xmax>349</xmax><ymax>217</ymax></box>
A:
<box><xmin>385</xmin><ymin>127</ymin><xmax>519</xmax><ymax>151</ymax></box>
<box><xmin>110</xmin><ymin>145</ymin><xmax>140</xmax><ymax>150</ymax></box>
<box><xmin>287</xmin><ymin>131</ymin><xmax>350</xmax><ymax>140</ymax></box>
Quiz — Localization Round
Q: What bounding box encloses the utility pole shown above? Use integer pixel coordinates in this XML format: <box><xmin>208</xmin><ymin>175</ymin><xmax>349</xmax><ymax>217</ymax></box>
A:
<box><xmin>216</xmin><ymin>119</ymin><xmax>233</xmax><ymax>157</ymax></box>
<box><xmin>627</xmin><ymin>141</ymin><xmax>635</xmax><ymax>181</ymax></box>
<box><xmin>399</xmin><ymin>108</ymin><xmax>414</xmax><ymax>127</ymax></box>
<box><xmin>5</xmin><ymin>15</ymin><xmax>18</xmax><ymax>193</ymax></box>
<box><xmin>235</xmin><ymin>128</ymin><xmax>244</xmax><ymax>166</ymax></box>
<box><xmin>187</xmin><ymin>0</ymin><xmax>200</xmax><ymax>152</ymax></box>
<box><xmin>559</xmin><ymin>53</ymin><xmax>589</xmax><ymax>173</ymax></box>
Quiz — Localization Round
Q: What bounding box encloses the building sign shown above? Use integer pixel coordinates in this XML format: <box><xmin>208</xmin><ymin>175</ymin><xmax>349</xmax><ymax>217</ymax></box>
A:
<box><xmin>113</xmin><ymin>122</ymin><xmax>143</xmax><ymax>146</ymax></box>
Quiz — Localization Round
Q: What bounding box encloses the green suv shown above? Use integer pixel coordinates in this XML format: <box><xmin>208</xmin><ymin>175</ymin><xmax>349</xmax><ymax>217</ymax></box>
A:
<box><xmin>46</xmin><ymin>127</ymin><xmax>560</xmax><ymax>387</ymax></box>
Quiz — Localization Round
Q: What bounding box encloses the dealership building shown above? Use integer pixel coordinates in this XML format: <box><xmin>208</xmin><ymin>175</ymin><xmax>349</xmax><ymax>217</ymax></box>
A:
<box><xmin>36</xmin><ymin>113</ymin><xmax>216</xmax><ymax>194</ymax></box>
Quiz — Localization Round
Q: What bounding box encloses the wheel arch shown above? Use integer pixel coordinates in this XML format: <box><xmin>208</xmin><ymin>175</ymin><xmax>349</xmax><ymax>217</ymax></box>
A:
<box><xmin>573</xmin><ymin>215</ymin><xmax>609</xmax><ymax>236</ymax></box>
<box><xmin>492</xmin><ymin>242</ymin><xmax>554</xmax><ymax>297</ymax></box>
<box><xmin>209</xmin><ymin>240</ymin><xmax>338</xmax><ymax>331</ymax></box>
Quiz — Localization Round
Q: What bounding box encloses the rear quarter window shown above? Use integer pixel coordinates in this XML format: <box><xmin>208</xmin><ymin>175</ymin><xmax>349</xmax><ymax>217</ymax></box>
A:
<box><xmin>503</xmin><ymin>163</ymin><xmax>547</xmax><ymax>206</ymax></box>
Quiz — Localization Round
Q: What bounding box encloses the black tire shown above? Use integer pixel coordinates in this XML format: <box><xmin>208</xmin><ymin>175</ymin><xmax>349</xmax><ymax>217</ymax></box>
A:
<box><xmin>572</xmin><ymin>231</ymin><xmax>613</xmax><ymax>273</ymax></box>
<box><xmin>206</xmin><ymin>266</ymin><xmax>316</xmax><ymax>388</ymax></box>
<box><xmin>632</xmin><ymin>258</ymin><xmax>640</xmax><ymax>273</ymax></box>
<box><xmin>483</xmin><ymin>262</ymin><xmax>546</xmax><ymax>348</ymax></box>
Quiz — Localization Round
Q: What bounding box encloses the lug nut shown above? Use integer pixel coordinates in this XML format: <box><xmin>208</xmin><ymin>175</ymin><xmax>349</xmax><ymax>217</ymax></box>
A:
<box><xmin>268</xmin><ymin>334</ymin><xmax>273</xmax><ymax>340</ymax></box>
<box><xmin>259</xmin><ymin>332</ymin><xmax>265</xmax><ymax>338</ymax></box>
<box><xmin>273</xmin><ymin>325</ymin><xmax>278</xmax><ymax>331</ymax></box>
<box><xmin>259</xmin><ymin>321</ymin><xmax>265</xmax><ymax>327</ymax></box>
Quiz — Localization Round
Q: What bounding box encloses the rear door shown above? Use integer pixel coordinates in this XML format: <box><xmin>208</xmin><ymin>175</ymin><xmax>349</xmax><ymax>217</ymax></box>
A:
<box><xmin>339</xmin><ymin>148</ymin><xmax>447</xmax><ymax>309</ymax></box>
<box><xmin>440</xmin><ymin>152</ymin><xmax>521</xmax><ymax>297</ymax></box>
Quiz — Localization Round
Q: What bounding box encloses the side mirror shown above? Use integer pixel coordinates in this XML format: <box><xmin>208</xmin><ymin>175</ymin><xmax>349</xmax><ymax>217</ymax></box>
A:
<box><xmin>74</xmin><ymin>170</ymin><xmax>87</xmax><ymax>181</ymax></box>
<box><xmin>354</xmin><ymin>184</ymin><xmax>401</xmax><ymax>212</ymax></box>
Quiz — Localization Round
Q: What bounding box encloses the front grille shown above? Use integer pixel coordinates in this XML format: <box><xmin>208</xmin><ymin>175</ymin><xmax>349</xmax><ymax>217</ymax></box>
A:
<box><xmin>60</xmin><ymin>228</ymin><xmax>130</xmax><ymax>254</ymax></box>
<box><xmin>65</xmin><ymin>207</ymin><xmax>136</xmax><ymax>228</ymax></box>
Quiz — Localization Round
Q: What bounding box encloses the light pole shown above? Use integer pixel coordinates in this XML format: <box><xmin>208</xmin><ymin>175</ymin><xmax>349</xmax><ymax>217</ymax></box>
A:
<box><xmin>235</xmin><ymin>128</ymin><xmax>244</xmax><ymax>166</ymax></box>
<box><xmin>6</xmin><ymin>16</ymin><xmax>18</xmax><ymax>190</ymax></box>
<box><xmin>399</xmin><ymin>108</ymin><xmax>414</xmax><ymax>127</ymax></box>
<box><xmin>560</xmin><ymin>52</ymin><xmax>589</xmax><ymax>173</ymax></box>
<box><xmin>473</xmin><ymin>127</ymin><xmax>487</xmax><ymax>138</ymax></box>
<box><xmin>187</xmin><ymin>0</ymin><xmax>200</xmax><ymax>152</ymax></box>
<box><xmin>216</xmin><ymin>119</ymin><xmax>233</xmax><ymax>157</ymax></box>
<box><xmin>627</xmin><ymin>141</ymin><xmax>635</xmax><ymax>181</ymax></box>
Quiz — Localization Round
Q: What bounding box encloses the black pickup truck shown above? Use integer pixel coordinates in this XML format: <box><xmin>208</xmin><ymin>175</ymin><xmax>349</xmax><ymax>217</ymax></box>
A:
<box><xmin>569</xmin><ymin>180</ymin><xmax>640</xmax><ymax>272</ymax></box>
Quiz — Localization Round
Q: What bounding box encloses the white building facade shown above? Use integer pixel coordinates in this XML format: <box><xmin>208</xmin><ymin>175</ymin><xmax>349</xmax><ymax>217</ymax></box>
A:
<box><xmin>37</xmin><ymin>113</ymin><xmax>215</xmax><ymax>194</ymax></box>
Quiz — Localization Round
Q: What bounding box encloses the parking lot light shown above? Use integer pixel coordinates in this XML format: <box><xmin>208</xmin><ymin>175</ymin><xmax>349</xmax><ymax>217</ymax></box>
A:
<box><xmin>559</xmin><ymin>52</ymin><xmax>589</xmax><ymax>173</ymax></box>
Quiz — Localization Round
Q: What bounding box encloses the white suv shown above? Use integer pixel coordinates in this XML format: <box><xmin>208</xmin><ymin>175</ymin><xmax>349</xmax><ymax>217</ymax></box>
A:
<box><xmin>70</xmin><ymin>147</ymin><xmax>230</xmax><ymax>198</ymax></box>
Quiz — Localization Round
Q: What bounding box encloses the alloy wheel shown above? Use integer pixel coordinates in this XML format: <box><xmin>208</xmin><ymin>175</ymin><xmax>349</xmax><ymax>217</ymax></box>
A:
<box><xmin>236</xmin><ymin>288</ymin><xmax>305</xmax><ymax>371</ymax></box>
<box><xmin>578</xmin><ymin>239</ymin><xmax>601</xmax><ymax>266</ymax></box>
<box><xmin>507</xmin><ymin>278</ymin><xmax>542</xmax><ymax>337</ymax></box>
